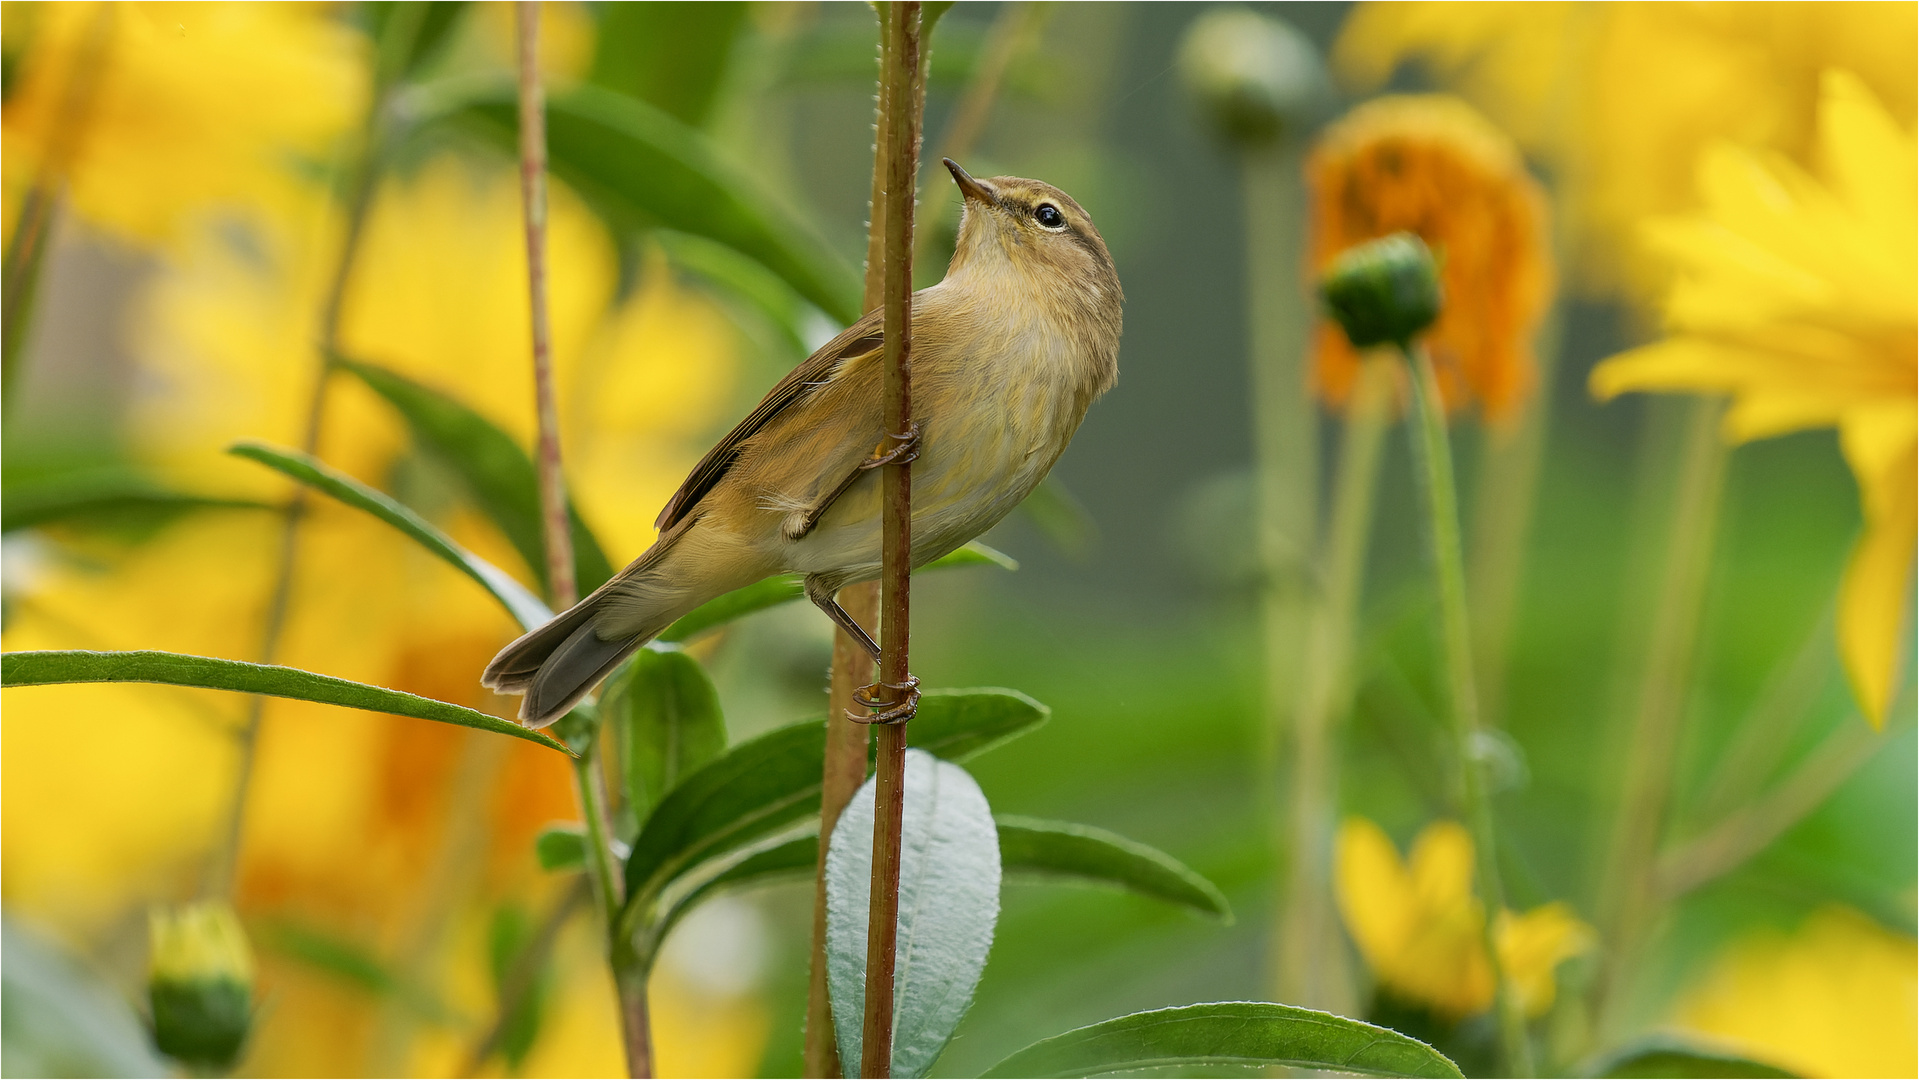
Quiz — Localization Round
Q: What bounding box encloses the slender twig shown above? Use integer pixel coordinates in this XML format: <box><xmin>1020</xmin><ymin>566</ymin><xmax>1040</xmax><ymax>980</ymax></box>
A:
<box><xmin>1592</xmin><ymin>397</ymin><xmax>1727</xmax><ymax>1035</ymax></box>
<box><xmin>859</xmin><ymin>7</ymin><xmax>923</xmax><ymax>1077</ymax></box>
<box><xmin>204</xmin><ymin>35</ymin><xmax>394</xmax><ymax>903</ymax></box>
<box><xmin>805</xmin><ymin>4</ymin><xmax>894</xmax><ymax>1071</ymax></box>
<box><xmin>464</xmin><ymin>875</ymin><xmax>591</xmax><ymax>1075</ymax></box>
<box><xmin>1655</xmin><ymin>718</ymin><xmax>1886</xmax><ymax>899</ymax></box>
<box><xmin>517</xmin><ymin>2</ymin><xmax>575</xmax><ymax>608</ymax></box>
<box><xmin>1402</xmin><ymin>342</ymin><xmax>1533</xmax><ymax>1077</ymax></box>
<box><xmin>2</xmin><ymin>2</ymin><xmax>114</xmax><ymax>410</ymax></box>
<box><xmin>911</xmin><ymin>1</ymin><xmax>1043</xmax><ymax>272</ymax></box>
<box><xmin>1467</xmin><ymin>305</ymin><xmax>1563</xmax><ymax>728</ymax></box>
<box><xmin>1276</xmin><ymin>354</ymin><xmax>1392</xmax><ymax>1011</ymax></box>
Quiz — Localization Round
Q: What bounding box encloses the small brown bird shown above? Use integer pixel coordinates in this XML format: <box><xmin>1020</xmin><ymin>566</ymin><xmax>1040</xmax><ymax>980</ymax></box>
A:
<box><xmin>483</xmin><ymin>160</ymin><xmax>1123</xmax><ymax>726</ymax></box>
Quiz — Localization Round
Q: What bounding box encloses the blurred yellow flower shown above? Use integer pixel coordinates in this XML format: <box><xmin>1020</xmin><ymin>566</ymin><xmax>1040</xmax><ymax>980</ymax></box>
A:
<box><xmin>1591</xmin><ymin>71</ymin><xmax>1916</xmax><ymax>726</ymax></box>
<box><xmin>1335</xmin><ymin>2</ymin><xmax>1918</xmax><ymax>296</ymax></box>
<box><xmin>1</xmin><ymin>1</ymin><xmax>366</xmax><ymax>249</ymax></box>
<box><xmin>1307</xmin><ymin>94</ymin><xmax>1553</xmax><ymax>423</ymax></box>
<box><xmin>1674</xmin><ymin>904</ymin><xmax>1917</xmax><ymax>1079</ymax></box>
<box><xmin>1335</xmin><ymin>817</ymin><xmax>1594</xmax><ymax>1018</ymax></box>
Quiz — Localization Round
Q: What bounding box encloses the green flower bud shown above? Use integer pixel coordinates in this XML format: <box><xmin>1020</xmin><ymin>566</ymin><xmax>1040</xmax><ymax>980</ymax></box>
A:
<box><xmin>1176</xmin><ymin>8</ymin><xmax>1327</xmax><ymax>148</ymax></box>
<box><xmin>1319</xmin><ymin>232</ymin><xmax>1444</xmax><ymax>350</ymax></box>
<box><xmin>148</xmin><ymin>902</ymin><xmax>254</xmax><ymax>1068</ymax></box>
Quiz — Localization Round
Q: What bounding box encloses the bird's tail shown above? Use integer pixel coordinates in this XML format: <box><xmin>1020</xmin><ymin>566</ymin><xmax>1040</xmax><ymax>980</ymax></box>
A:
<box><xmin>483</xmin><ymin>529</ymin><xmax>740</xmax><ymax>728</ymax></box>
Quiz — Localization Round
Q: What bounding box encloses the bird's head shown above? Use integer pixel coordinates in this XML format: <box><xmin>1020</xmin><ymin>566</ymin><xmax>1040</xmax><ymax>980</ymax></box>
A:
<box><xmin>941</xmin><ymin>159</ymin><xmax>1120</xmax><ymax>311</ymax></box>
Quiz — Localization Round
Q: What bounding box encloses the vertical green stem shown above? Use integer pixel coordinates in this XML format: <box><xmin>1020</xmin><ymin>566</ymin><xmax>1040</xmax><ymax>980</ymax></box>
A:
<box><xmin>1242</xmin><ymin>142</ymin><xmax>1324</xmax><ymax>1009</ymax></box>
<box><xmin>1403</xmin><ymin>342</ymin><xmax>1533</xmax><ymax>1077</ymax></box>
<box><xmin>1277</xmin><ymin>355</ymin><xmax>1393</xmax><ymax>1012</ymax></box>
<box><xmin>1593</xmin><ymin>396</ymin><xmax>1727</xmax><ymax>1036</ymax></box>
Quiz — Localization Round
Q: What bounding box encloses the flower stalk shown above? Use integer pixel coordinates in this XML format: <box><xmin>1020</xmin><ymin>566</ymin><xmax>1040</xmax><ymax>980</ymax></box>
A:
<box><xmin>859</xmin><ymin>5</ymin><xmax>924</xmax><ymax>1076</ymax></box>
<box><xmin>1403</xmin><ymin>340</ymin><xmax>1534</xmax><ymax>1077</ymax></box>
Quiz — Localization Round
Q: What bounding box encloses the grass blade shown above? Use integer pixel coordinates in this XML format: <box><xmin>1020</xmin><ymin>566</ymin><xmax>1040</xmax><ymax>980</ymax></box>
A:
<box><xmin>1</xmin><ymin>650</ymin><xmax>568</xmax><ymax>753</ymax></box>
<box><xmin>995</xmin><ymin>816</ymin><xmax>1232</xmax><ymax>922</ymax></box>
<box><xmin>228</xmin><ymin>441</ymin><xmax>551</xmax><ymax>632</ymax></box>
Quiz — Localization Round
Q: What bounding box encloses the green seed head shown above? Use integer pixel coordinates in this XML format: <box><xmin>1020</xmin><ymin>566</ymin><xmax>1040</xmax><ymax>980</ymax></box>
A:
<box><xmin>1176</xmin><ymin>8</ymin><xmax>1327</xmax><ymax>149</ymax></box>
<box><xmin>1319</xmin><ymin>232</ymin><xmax>1444</xmax><ymax>349</ymax></box>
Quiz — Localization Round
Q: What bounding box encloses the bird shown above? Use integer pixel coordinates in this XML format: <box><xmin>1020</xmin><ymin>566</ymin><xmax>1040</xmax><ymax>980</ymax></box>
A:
<box><xmin>483</xmin><ymin>159</ymin><xmax>1123</xmax><ymax>727</ymax></box>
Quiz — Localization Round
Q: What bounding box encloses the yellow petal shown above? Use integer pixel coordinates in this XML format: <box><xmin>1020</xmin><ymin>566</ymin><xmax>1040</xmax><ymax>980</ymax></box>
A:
<box><xmin>1495</xmin><ymin>902</ymin><xmax>1596</xmax><ymax>1017</ymax></box>
<box><xmin>1837</xmin><ymin>443</ymin><xmax>1916</xmax><ymax>726</ymax></box>
<box><xmin>1407</xmin><ymin>820</ymin><xmax>1477</xmax><ymax>913</ymax></box>
<box><xmin>1334</xmin><ymin>817</ymin><xmax>1418</xmax><ymax>972</ymax></box>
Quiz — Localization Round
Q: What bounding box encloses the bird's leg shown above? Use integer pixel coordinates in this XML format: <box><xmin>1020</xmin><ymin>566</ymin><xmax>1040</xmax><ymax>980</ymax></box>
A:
<box><xmin>851</xmin><ymin>675</ymin><xmax>920</xmax><ymax>725</ymax></box>
<box><xmin>782</xmin><ymin>423</ymin><xmax>921</xmax><ymax>541</ymax></box>
<box><xmin>804</xmin><ymin>575</ymin><xmax>881</xmax><ymax>660</ymax></box>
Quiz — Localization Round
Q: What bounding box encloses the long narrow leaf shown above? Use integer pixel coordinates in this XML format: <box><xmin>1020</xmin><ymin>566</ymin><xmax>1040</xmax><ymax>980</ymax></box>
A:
<box><xmin>339</xmin><ymin>359</ymin><xmax>614</xmax><ymax>595</ymax></box>
<box><xmin>1583</xmin><ymin>1037</ymin><xmax>1798</xmax><ymax>1078</ymax></box>
<box><xmin>980</xmin><ymin>1002</ymin><xmax>1463</xmax><ymax>1079</ymax></box>
<box><xmin>3</xmin><ymin>467</ymin><xmax>271</xmax><ymax>534</ymax></box>
<box><xmin>451</xmin><ymin>84</ymin><xmax>861</xmax><ymax>323</ymax></box>
<box><xmin>660</xmin><ymin>541</ymin><xmax>1016</xmax><ymax>643</ymax></box>
<box><xmin>1</xmin><ymin>650</ymin><xmax>568</xmax><ymax>753</ymax></box>
<box><xmin>228</xmin><ymin>441</ymin><xmax>551</xmax><ymax>632</ymax></box>
<box><xmin>995</xmin><ymin>816</ymin><xmax>1232</xmax><ymax>921</ymax></box>
<box><xmin>621</xmin><ymin>689</ymin><xmax>1047</xmax><ymax>914</ymax></box>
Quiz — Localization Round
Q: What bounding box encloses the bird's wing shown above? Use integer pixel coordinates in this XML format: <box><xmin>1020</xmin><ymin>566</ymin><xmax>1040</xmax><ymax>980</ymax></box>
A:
<box><xmin>654</xmin><ymin>311</ymin><xmax>885</xmax><ymax>531</ymax></box>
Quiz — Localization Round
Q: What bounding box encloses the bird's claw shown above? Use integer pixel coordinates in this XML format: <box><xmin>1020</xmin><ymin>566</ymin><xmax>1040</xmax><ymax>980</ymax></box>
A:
<box><xmin>848</xmin><ymin>675</ymin><xmax>920</xmax><ymax>725</ymax></box>
<box><xmin>861</xmin><ymin>423</ymin><xmax>921</xmax><ymax>470</ymax></box>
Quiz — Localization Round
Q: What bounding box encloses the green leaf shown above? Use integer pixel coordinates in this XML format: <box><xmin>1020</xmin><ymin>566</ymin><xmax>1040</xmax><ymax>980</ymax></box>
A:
<box><xmin>534</xmin><ymin>825</ymin><xmax>587</xmax><ymax>872</ymax></box>
<box><xmin>364</xmin><ymin>1</ymin><xmax>468</xmax><ymax>85</ymax></box>
<box><xmin>659</xmin><ymin>542</ymin><xmax>1015</xmax><ymax>643</ymax></box>
<box><xmin>1584</xmin><ymin>1037</ymin><xmax>1799</xmax><ymax>1078</ymax></box>
<box><xmin>827</xmin><ymin>750</ymin><xmax>999</xmax><ymax>1079</ymax></box>
<box><xmin>452</xmin><ymin>85</ymin><xmax>861</xmax><ymax>323</ymax></box>
<box><xmin>1</xmin><ymin>650</ymin><xmax>569</xmax><ymax>753</ymax></box>
<box><xmin>605</xmin><ymin>648</ymin><xmax>728</xmax><ymax>828</ymax></box>
<box><xmin>653</xmin><ymin>228</ymin><xmax>825</xmax><ymax>359</ymax></box>
<box><xmin>589</xmin><ymin>2</ymin><xmax>747</xmax><ymax>128</ymax></box>
<box><xmin>256</xmin><ymin>920</ymin><xmax>452</xmax><ymax>1023</ymax></box>
<box><xmin>2</xmin><ymin>466</ymin><xmax>271</xmax><ymax>535</ymax></box>
<box><xmin>655</xmin><ymin>835</ymin><xmax>817</xmax><ymax>944</ymax></box>
<box><xmin>980</xmin><ymin>1002</ymin><xmax>1464</xmax><ymax>1079</ymax></box>
<box><xmin>995</xmin><ymin>816</ymin><xmax>1232</xmax><ymax>922</ymax></box>
<box><xmin>487</xmin><ymin>903</ymin><xmax>548</xmax><ymax>1069</ymax></box>
<box><xmin>1018</xmin><ymin>476</ymin><xmax>1098</xmax><ymax>560</ymax></box>
<box><xmin>621</xmin><ymin>689</ymin><xmax>1047</xmax><ymax>915</ymax></box>
<box><xmin>339</xmin><ymin>359</ymin><xmax>615</xmax><ymax>596</ymax></box>
<box><xmin>2</xmin><ymin>916</ymin><xmax>172</xmax><ymax>1078</ymax></box>
<box><xmin>228</xmin><ymin>441</ymin><xmax>552</xmax><ymax>632</ymax></box>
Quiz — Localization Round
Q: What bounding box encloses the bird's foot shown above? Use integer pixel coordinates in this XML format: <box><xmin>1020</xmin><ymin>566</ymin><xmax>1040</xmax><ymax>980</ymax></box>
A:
<box><xmin>860</xmin><ymin>422</ymin><xmax>921</xmax><ymax>470</ymax></box>
<box><xmin>848</xmin><ymin>675</ymin><xmax>920</xmax><ymax>725</ymax></box>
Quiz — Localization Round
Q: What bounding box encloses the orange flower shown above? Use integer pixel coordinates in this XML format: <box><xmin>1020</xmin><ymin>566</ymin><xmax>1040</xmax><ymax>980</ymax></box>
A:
<box><xmin>1307</xmin><ymin>94</ymin><xmax>1553</xmax><ymax>423</ymax></box>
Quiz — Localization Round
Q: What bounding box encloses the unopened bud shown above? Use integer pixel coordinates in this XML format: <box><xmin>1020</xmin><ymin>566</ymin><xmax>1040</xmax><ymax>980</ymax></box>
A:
<box><xmin>148</xmin><ymin>902</ymin><xmax>254</xmax><ymax>1068</ymax></box>
<box><xmin>1320</xmin><ymin>232</ymin><xmax>1443</xmax><ymax>349</ymax></box>
<box><xmin>1177</xmin><ymin>8</ymin><xmax>1327</xmax><ymax>148</ymax></box>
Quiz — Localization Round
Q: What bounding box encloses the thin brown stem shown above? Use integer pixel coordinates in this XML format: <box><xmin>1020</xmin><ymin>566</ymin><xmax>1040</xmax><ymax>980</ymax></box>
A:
<box><xmin>859</xmin><ymin>6</ymin><xmax>923</xmax><ymax>1076</ymax></box>
<box><xmin>805</xmin><ymin>5</ymin><xmax>893</xmax><ymax>1072</ymax></box>
<box><xmin>518</xmin><ymin>1</ymin><xmax>574</xmax><ymax>610</ymax></box>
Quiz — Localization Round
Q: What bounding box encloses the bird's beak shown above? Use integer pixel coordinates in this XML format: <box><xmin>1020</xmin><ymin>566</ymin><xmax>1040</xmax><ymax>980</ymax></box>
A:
<box><xmin>944</xmin><ymin>158</ymin><xmax>996</xmax><ymax>206</ymax></box>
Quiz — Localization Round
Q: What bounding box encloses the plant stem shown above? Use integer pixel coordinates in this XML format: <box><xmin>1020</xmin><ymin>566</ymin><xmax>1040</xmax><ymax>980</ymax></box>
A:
<box><xmin>464</xmin><ymin>875</ymin><xmax>590</xmax><ymax>1075</ymax></box>
<box><xmin>1402</xmin><ymin>342</ymin><xmax>1533</xmax><ymax>1077</ymax></box>
<box><xmin>805</xmin><ymin>4</ymin><xmax>895</xmax><ymax>1071</ymax></box>
<box><xmin>1276</xmin><ymin>354</ymin><xmax>1392</xmax><ymax>1012</ymax></box>
<box><xmin>1</xmin><ymin>2</ymin><xmax>113</xmax><ymax>412</ymax></box>
<box><xmin>1592</xmin><ymin>396</ymin><xmax>1726</xmax><ymax>1037</ymax></box>
<box><xmin>204</xmin><ymin>42</ymin><xmax>391</xmax><ymax>903</ymax></box>
<box><xmin>517</xmin><ymin>1</ymin><xmax>574</xmax><ymax>608</ymax></box>
<box><xmin>1241</xmin><ymin>140</ymin><xmax>1324</xmax><ymax>1010</ymax></box>
<box><xmin>859</xmin><ymin>6</ymin><xmax>922</xmax><ymax>1076</ymax></box>
<box><xmin>1467</xmin><ymin>306</ymin><xmax>1562</xmax><ymax>728</ymax></box>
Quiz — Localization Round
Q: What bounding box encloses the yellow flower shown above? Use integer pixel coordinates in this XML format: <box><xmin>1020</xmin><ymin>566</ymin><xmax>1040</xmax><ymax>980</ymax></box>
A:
<box><xmin>2</xmin><ymin>2</ymin><xmax>366</xmax><ymax>249</ymax></box>
<box><xmin>1673</xmin><ymin>904</ymin><xmax>1917</xmax><ymax>1079</ymax></box>
<box><xmin>1590</xmin><ymin>71</ymin><xmax>1916</xmax><ymax>726</ymax></box>
<box><xmin>1306</xmin><ymin>94</ymin><xmax>1553</xmax><ymax>423</ymax></box>
<box><xmin>1334</xmin><ymin>2</ymin><xmax>1918</xmax><ymax>296</ymax></box>
<box><xmin>1335</xmin><ymin>817</ymin><xmax>1594</xmax><ymax>1018</ymax></box>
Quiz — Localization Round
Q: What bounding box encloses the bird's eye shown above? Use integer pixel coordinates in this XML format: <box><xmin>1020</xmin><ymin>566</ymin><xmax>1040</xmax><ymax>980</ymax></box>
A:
<box><xmin>1034</xmin><ymin>204</ymin><xmax>1066</xmax><ymax>230</ymax></box>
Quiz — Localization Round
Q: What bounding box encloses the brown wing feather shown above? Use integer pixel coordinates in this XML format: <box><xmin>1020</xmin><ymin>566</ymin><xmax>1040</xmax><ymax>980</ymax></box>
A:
<box><xmin>654</xmin><ymin>312</ymin><xmax>885</xmax><ymax>531</ymax></box>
